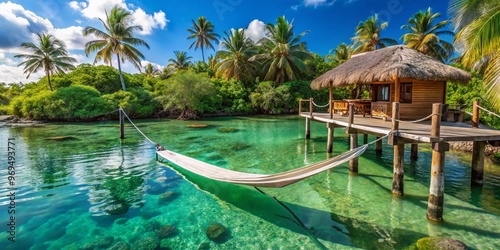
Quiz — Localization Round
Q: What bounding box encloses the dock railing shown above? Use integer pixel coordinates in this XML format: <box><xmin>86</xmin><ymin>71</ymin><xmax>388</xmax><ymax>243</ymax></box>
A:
<box><xmin>299</xmin><ymin>98</ymin><xmax>331</xmax><ymax>118</ymax></box>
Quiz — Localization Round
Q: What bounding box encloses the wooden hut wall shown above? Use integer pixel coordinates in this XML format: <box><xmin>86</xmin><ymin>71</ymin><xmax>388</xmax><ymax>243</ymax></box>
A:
<box><xmin>398</xmin><ymin>80</ymin><xmax>445</xmax><ymax>119</ymax></box>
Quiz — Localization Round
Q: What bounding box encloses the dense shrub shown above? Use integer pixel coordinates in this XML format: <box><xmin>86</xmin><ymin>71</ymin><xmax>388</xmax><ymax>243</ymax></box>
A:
<box><xmin>155</xmin><ymin>70</ymin><xmax>216</xmax><ymax>119</ymax></box>
<box><xmin>103</xmin><ymin>88</ymin><xmax>160</xmax><ymax>118</ymax></box>
<box><xmin>211</xmin><ymin>78</ymin><xmax>251</xmax><ymax>114</ymax></box>
<box><xmin>250</xmin><ymin>81</ymin><xmax>292</xmax><ymax>114</ymax></box>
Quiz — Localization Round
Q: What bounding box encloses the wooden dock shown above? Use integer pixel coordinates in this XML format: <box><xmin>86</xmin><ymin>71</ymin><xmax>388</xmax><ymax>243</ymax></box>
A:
<box><xmin>299</xmin><ymin>101</ymin><xmax>500</xmax><ymax>223</ymax></box>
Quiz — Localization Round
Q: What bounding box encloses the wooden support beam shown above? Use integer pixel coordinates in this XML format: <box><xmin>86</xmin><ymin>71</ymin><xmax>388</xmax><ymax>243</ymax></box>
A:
<box><xmin>471</xmin><ymin>141</ymin><xmax>485</xmax><ymax>186</ymax></box>
<box><xmin>427</xmin><ymin>103</ymin><xmax>447</xmax><ymax>223</ymax></box>
<box><xmin>394</xmin><ymin>75</ymin><xmax>401</xmax><ymax>103</ymax></box>
<box><xmin>392</xmin><ymin>141</ymin><xmax>405</xmax><ymax>196</ymax></box>
<box><xmin>327</xmin><ymin>123</ymin><xmax>334</xmax><ymax>153</ymax></box>
<box><xmin>350</xmin><ymin>132</ymin><xmax>358</xmax><ymax>173</ymax></box>
<box><xmin>363</xmin><ymin>134</ymin><xmax>368</xmax><ymax>145</ymax></box>
<box><xmin>410</xmin><ymin>144</ymin><xmax>418</xmax><ymax>161</ymax></box>
<box><xmin>472</xmin><ymin>100</ymin><xmax>479</xmax><ymax>128</ymax></box>
<box><xmin>305</xmin><ymin>118</ymin><xmax>311</xmax><ymax>139</ymax></box>
<box><xmin>388</xmin><ymin>102</ymin><xmax>400</xmax><ymax>145</ymax></box>
<box><xmin>329</xmin><ymin>82</ymin><xmax>333</xmax><ymax>119</ymax></box>
<box><xmin>375</xmin><ymin>137</ymin><xmax>383</xmax><ymax>155</ymax></box>
<box><xmin>119</xmin><ymin>108</ymin><xmax>125</xmax><ymax>139</ymax></box>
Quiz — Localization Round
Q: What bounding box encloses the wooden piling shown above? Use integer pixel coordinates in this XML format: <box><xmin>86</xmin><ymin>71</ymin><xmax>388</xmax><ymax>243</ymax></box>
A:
<box><xmin>350</xmin><ymin>132</ymin><xmax>358</xmax><ymax>173</ymax></box>
<box><xmin>327</xmin><ymin>123</ymin><xmax>334</xmax><ymax>153</ymax></box>
<box><xmin>375</xmin><ymin>137</ymin><xmax>382</xmax><ymax>155</ymax></box>
<box><xmin>410</xmin><ymin>144</ymin><xmax>418</xmax><ymax>161</ymax></box>
<box><xmin>363</xmin><ymin>134</ymin><xmax>368</xmax><ymax>144</ymax></box>
<box><xmin>119</xmin><ymin>108</ymin><xmax>125</xmax><ymax>139</ymax></box>
<box><xmin>427</xmin><ymin>103</ymin><xmax>448</xmax><ymax>223</ymax></box>
<box><xmin>472</xmin><ymin>100</ymin><xmax>479</xmax><ymax>128</ymax></box>
<box><xmin>347</xmin><ymin>103</ymin><xmax>358</xmax><ymax>173</ymax></box>
<box><xmin>391</xmin><ymin>102</ymin><xmax>404</xmax><ymax>196</ymax></box>
<box><xmin>471</xmin><ymin>141</ymin><xmax>485</xmax><ymax>186</ymax></box>
<box><xmin>305</xmin><ymin>118</ymin><xmax>311</xmax><ymax>139</ymax></box>
<box><xmin>393</xmin><ymin>141</ymin><xmax>405</xmax><ymax>196</ymax></box>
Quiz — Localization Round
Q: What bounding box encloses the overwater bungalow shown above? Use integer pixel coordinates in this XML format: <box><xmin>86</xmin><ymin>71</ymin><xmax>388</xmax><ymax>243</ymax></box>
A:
<box><xmin>311</xmin><ymin>45</ymin><xmax>471</xmax><ymax>120</ymax></box>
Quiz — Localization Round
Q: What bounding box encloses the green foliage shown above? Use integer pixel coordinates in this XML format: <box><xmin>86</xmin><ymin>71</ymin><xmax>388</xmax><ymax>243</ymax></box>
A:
<box><xmin>155</xmin><ymin>70</ymin><xmax>215</xmax><ymax>119</ymax></box>
<box><xmin>65</xmin><ymin>65</ymin><xmax>123</xmax><ymax>93</ymax></box>
<box><xmin>211</xmin><ymin>78</ymin><xmax>251</xmax><ymax>113</ymax></box>
<box><xmin>102</xmin><ymin>88</ymin><xmax>159</xmax><ymax>118</ymax></box>
<box><xmin>250</xmin><ymin>81</ymin><xmax>292</xmax><ymax>114</ymax></box>
<box><xmin>10</xmin><ymin>86</ymin><xmax>111</xmax><ymax>120</ymax></box>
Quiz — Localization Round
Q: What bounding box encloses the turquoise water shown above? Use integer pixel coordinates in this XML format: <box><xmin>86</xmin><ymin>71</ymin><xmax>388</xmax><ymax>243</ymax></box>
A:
<box><xmin>0</xmin><ymin>116</ymin><xmax>499</xmax><ymax>249</ymax></box>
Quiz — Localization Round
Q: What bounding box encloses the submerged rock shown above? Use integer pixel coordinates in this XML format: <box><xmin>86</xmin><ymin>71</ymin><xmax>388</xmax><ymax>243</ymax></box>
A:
<box><xmin>197</xmin><ymin>242</ymin><xmax>211</xmax><ymax>250</ymax></box>
<box><xmin>187</xmin><ymin>123</ymin><xmax>209</xmax><ymax>128</ymax></box>
<box><xmin>157</xmin><ymin>225</ymin><xmax>178</xmax><ymax>238</ymax></box>
<box><xmin>416</xmin><ymin>236</ymin><xmax>467</xmax><ymax>250</ymax></box>
<box><xmin>217</xmin><ymin>127</ymin><xmax>238</xmax><ymax>133</ymax></box>
<box><xmin>115</xmin><ymin>218</ymin><xmax>128</xmax><ymax>225</ymax></box>
<box><xmin>108</xmin><ymin>240</ymin><xmax>131</xmax><ymax>250</ymax></box>
<box><xmin>206</xmin><ymin>222</ymin><xmax>229</xmax><ymax>243</ymax></box>
<box><xmin>81</xmin><ymin>236</ymin><xmax>114</xmax><ymax>249</ymax></box>
<box><xmin>134</xmin><ymin>236</ymin><xmax>160</xmax><ymax>250</ymax></box>
<box><xmin>159</xmin><ymin>191</ymin><xmax>180</xmax><ymax>202</ymax></box>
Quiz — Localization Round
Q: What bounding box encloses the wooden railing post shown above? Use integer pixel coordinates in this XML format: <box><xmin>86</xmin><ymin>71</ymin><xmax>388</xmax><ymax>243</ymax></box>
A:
<box><xmin>427</xmin><ymin>103</ymin><xmax>449</xmax><ymax>223</ymax></box>
<box><xmin>299</xmin><ymin>99</ymin><xmax>303</xmax><ymax>115</ymax></box>
<box><xmin>309</xmin><ymin>98</ymin><xmax>313</xmax><ymax>118</ymax></box>
<box><xmin>472</xmin><ymin>100</ymin><xmax>479</xmax><ymax>128</ymax></box>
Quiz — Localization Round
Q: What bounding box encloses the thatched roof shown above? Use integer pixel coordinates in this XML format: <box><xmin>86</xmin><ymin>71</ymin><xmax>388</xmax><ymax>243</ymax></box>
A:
<box><xmin>311</xmin><ymin>45</ymin><xmax>471</xmax><ymax>90</ymax></box>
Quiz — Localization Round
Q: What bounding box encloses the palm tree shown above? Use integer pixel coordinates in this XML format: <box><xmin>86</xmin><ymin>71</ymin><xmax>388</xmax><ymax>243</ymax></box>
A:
<box><xmin>449</xmin><ymin>0</ymin><xmax>500</xmax><ymax>109</ymax></box>
<box><xmin>83</xmin><ymin>6</ymin><xmax>150</xmax><ymax>92</ymax></box>
<box><xmin>144</xmin><ymin>63</ymin><xmax>160</xmax><ymax>78</ymax></box>
<box><xmin>327</xmin><ymin>43</ymin><xmax>353</xmax><ymax>65</ymax></box>
<box><xmin>168</xmin><ymin>51</ymin><xmax>192</xmax><ymax>71</ymax></box>
<box><xmin>187</xmin><ymin>16</ymin><xmax>219</xmax><ymax>63</ymax></box>
<box><xmin>401</xmin><ymin>8</ymin><xmax>454</xmax><ymax>62</ymax></box>
<box><xmin>250</xmin><ymin>16</ymin><xmax>313</xmax><ymax>83</ymax></box>
<box><xmin>352</xmin><ymin>14</ymin><xmax>398</xmax><ymax>53</ymax></box>
<box><xmin>15</xmin><ymin>33</ymin><xmax>76</xmax><ymax>91</ymax></box>
<box><xmin>215</xmin><ymin>29</ymin><xmax>257</xmax><ymax>81</ymax></box>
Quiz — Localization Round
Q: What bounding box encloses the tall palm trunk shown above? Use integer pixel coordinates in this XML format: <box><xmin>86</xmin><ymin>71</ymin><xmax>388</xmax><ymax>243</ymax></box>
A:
<box><xmin>201</xmin><ymin>47</ymin><xmax>205</xmax><ymax>63</ymax></box>
<box><xmin>116</xmin><ymin>53</ymin><xmax>126</xmax><ymax>91</ymax></box>
<box><xmin>45</xmin><ymin>67</ymin><xmax>53</xmax><ymax>91</ymax></box>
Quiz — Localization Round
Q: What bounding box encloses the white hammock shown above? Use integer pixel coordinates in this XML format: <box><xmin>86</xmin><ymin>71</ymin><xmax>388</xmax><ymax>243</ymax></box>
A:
<box><xmin>157</xmin><ymin>144</ymin><xmax>369</xmax><ymax>188</ymax></box>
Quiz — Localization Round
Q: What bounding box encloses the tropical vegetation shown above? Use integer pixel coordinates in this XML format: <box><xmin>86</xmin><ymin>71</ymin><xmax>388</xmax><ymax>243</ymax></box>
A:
<box><xmin>83</xmin><ymin>6</ymin><xmax>150</xmax><ymax>92</ymax></box>
<box><xmin>187</xmin><ymin>16</ymin><xmax>219</xmax><ymax>63</ymax></box>
<box><xmin>15</xmin><ymin>33</ymin><xmax>77</xmax><ymax>91</ymax></box>
<box><xmin>2</xmin><ymin>4</ymin><xmax>499</xmax><ymax>128</ymax></box>
<box><xmin>401</xmin><ymin>7</ymin><xmax>454</xmax><ymax>62</ymax></box>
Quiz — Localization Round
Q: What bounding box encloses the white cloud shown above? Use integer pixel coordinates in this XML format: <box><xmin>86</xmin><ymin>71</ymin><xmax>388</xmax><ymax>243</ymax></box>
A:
<box><xmin>0</xmin><ymin>64</ymin><xmax>45</xmax><ymax>83</ymax></box>
<box><xmin>303</xmin><ymin>0</ymin><xmax>337</xmax><ymax>8</ymax></box>
<box><xmin>0</xmin><ymin>52</ymin><xmax>16</xmax><ymax>66</ymax></box>
<box><xmin>52</xmin><ymin>26</ymin><xmax>95</xmax><ymax>50</ymax></box>
<box><xmin>141</xmin><ymin>60</ymin><xmax>165</xmax><ymax>72</ymax></box>
<box><xmin>246</xmin><ymin>19</ymin><xmax>266</xmax><ymax>43</ymax></box>
<box><xmin>0</xmin><ymin>2</ymin><xmax>53</xmax><ymax>49</ymax></box>
<box><xmin>131</xmin><ymin>8</ymin><xmax>168</xmax><ymax>35</ymax></box>
<box><xmin>70</xmin><ymin>0</ymin><xmax>168</xmax><ymax>35</ymax></box>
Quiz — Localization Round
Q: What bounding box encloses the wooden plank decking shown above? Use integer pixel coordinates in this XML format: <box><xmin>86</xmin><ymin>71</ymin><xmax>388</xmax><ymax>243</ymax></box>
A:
<box><xmin>300</xmin><ymin>112</ymin><xmax>500</xmax><ymax>143</ymax></box>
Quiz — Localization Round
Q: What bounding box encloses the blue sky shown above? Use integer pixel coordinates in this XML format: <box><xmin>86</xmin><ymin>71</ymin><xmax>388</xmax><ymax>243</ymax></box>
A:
<box><xmin>0</xmin><ymin>0</ymin><xmax>450</xmax><ymax>83</ymax></box>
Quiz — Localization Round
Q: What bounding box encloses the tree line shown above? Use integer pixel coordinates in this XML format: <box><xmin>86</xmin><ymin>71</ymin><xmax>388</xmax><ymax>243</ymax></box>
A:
<box><xmin>2</xmin><ymin>1</ymin><xmax>499</xmax><ymax>125</ymax></box>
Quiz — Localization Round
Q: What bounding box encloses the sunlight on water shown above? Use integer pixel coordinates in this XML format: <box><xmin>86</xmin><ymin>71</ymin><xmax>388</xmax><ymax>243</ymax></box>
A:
<box><xmin>0</xmin><ymin>116</ymin><xmax>499</xmax><ymax>249</ymax></box>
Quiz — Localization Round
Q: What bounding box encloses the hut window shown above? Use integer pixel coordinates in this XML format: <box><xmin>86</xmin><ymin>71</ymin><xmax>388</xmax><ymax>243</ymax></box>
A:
<box><xmin>377</xmin><ymin>84</ymin><xmax>390</xmax><ymax>101</ymax></box>
<box><xmin>400</xmin><ymin>82</ymin><xmax>412</xmax><ymax>103</ymax></box>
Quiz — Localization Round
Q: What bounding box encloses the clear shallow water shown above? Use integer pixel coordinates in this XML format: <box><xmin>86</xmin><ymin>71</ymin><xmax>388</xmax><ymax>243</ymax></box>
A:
<box><xmin>0</xmin><ymin>116</ymin><xmax>499</xmax><ymax>249</ymax></box>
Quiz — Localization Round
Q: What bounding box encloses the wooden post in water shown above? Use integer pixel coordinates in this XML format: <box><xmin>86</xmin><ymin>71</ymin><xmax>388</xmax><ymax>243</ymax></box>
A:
<box><xmin>347</xmin><ymin>104</ymin><xmax>358</xmax><ymax>173</ymax></box>
<box><xmin>305</xmin><ymin>118</ymin><xmax>311</xmax><ymax>139</ymax></box>
<box><xmin>472</xmin><ymin>100</ymin><xmax>480</xmax><ymax>128</ymax></box>
<box><xmin>375</xmin><ymin>137</ymin><xmax>382</xmax><ymax>155</ymax></box>
<box><xmin>471</xmin><ymin>141</ymin><xmax>485</xmax><ymax>186</ymax></box>
<box><xmin>391</xmin><ymin>102</ymin><xmax>404</xmax><ymax>196</ymax></box>
<box><xmin>427</xmin><ymin>103</ymin><xmax>449</xmax><ymax>223</ymax></box>
<box><xmin>363</xmin><ymin>134</ymin><xmax>368</xmax><ymax>145</ymax></box>
<box><xmin>327</xmin><ymin>123</ymin><xmax>335</xmax><ymax>153</ymax></box>
<box><xmin>410</xmin><ymin>144</ymin><xmax>419</xmax><ymax>161</ymax></box>
<box><xmin>119</xmin><ymin>108</ymin><xmax>125</xmax><ymax>139</ymax></box>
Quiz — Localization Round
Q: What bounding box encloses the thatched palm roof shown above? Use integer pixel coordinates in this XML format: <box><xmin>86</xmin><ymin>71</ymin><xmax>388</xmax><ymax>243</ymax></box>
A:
<box><xmin>311</xmin><ymin>45</ymin><xmax>471</xmax><ymax>90</ymax></box>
